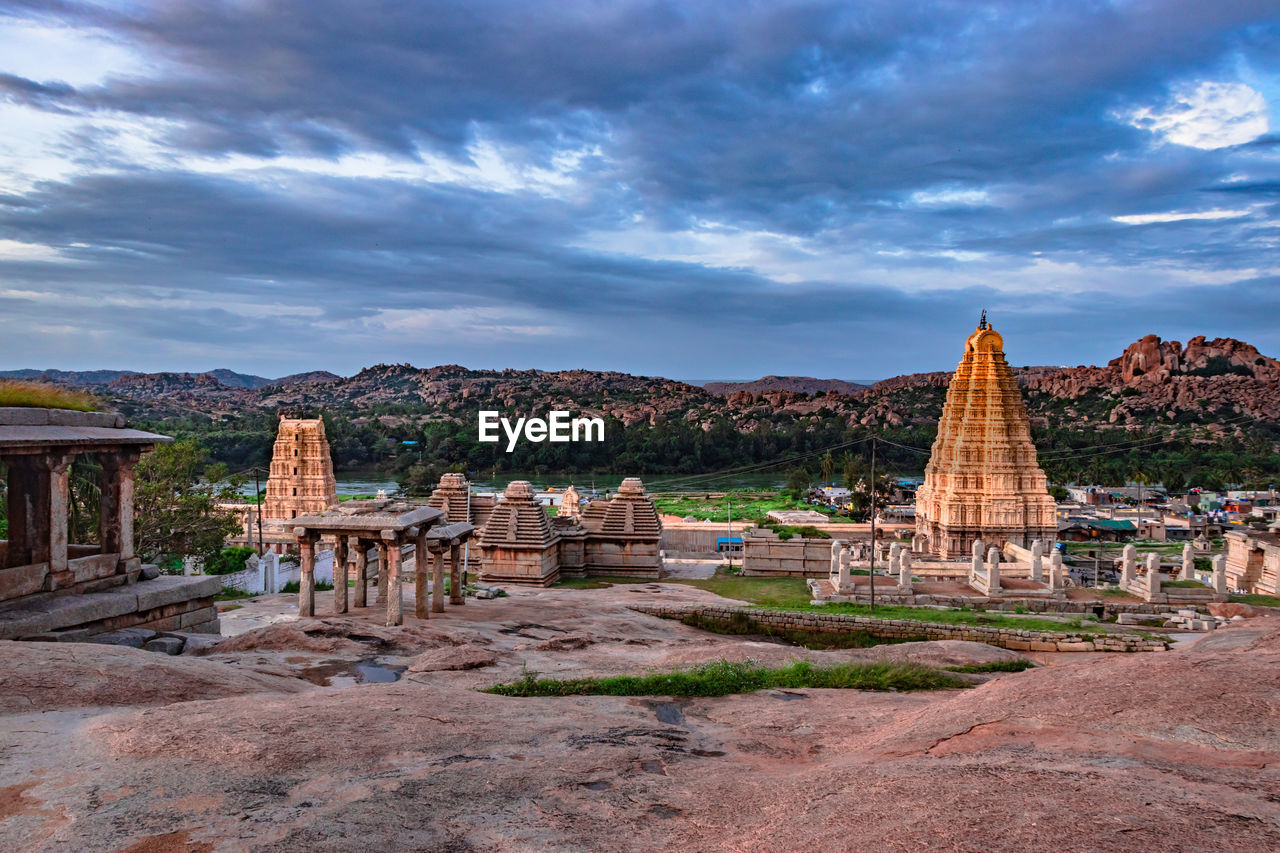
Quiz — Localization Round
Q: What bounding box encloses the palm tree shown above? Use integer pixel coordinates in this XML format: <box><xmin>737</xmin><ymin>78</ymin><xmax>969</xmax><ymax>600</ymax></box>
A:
<box><xmin>819</xmin><ymin>452</ymin><xmax>834</xmax><ymax>487</ymax></box>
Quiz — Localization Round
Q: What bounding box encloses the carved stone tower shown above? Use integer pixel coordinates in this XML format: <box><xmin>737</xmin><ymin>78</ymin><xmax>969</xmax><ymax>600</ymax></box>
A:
<box><xmin>914</xmin><ymin>318</ymin><xmax>1057</xmax><ymax>558</ymax></box>
<box><xmin>264</xmin><ymin>418</ymin><xmax>337</xmax><ymax>520</ymax></box>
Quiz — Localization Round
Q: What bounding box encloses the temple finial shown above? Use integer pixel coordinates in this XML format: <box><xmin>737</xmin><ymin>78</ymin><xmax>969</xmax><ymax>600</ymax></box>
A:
<box><xmin>978</xmin><ymin>309</ymin><xmax>988</xmax><ymax>330</ymax></box>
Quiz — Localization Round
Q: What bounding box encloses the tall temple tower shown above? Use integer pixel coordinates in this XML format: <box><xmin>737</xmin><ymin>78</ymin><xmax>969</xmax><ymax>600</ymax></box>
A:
<box><xmin>914</xmin><ymin>315</ymin><xmax>1057</xmax><ymax>558</ymax></box>
<box><xmin>264</xmin><ymin>417</ymin><xmax>338</xmax><ymax>520</ymax></box>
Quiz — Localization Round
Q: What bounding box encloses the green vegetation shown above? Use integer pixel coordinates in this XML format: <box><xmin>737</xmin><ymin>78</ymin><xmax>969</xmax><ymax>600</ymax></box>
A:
<box><xmin>202</xmin><ymin>545</ymin><xmax>256</xmax><ymax>575</ymax></box>
<box><xmin>772</xmin><ymin>524</ymin><xmax>831</xmax><ymax>540</ymax></box>
<box><xmin>485</xmin><ymin>658</ymin><xmax>965</xmax><ymax>698</ymax></box>
<box><xmin>215</xmin><ymin>587</ymin><xmax>256</xmax><ymax>601</ymax></box>
<box><xmin>134</xmin><ymin>440</ymin><xmax>245</xmax><ymax>570</ymax></box>
<box><xmin>337</xmin><ymin>493</ymin><xmax>379</xmax><ymax>502</ymax></box>
<box><xmin>281</xmin><ymin>579</ymin><xmax>334</xmax><ymax>593</ymax></box>
<box><xmin>651</xmin><ymin>491</ymin><xmax>851</xmax><ymax>524</ymax></box>
<box><xmin>671</xmin><ymin>571</ymin><xmax>814</xmax><ymax>608</ymax></box>
<box><xmin>762</xmin><ymin>601</ymin><xmax>1106</xmax><ymax>634</ymax></box>
<box><xmin>680</xmin><ymin>611</ymin><xmax>925</xmax><ymax>649</ymax></box>
<box><xmin>1163</xmin><ymin>579</ymin><xmax>1209</xmax><ymax>589</ymax></box>
<box><xmin>942</xmin><ymin>660</ymin><xmax>1037</xmax><ymax>673</ymax></box>
<box><xmin>0</xmin><ymin>380</ymin><xmax>98</xmax><ymax>411</ymax></box>
<box><xmin>1229</xmin><ymin>593</ymin><xmax>1280</xmax><ymax>608</ymax></box>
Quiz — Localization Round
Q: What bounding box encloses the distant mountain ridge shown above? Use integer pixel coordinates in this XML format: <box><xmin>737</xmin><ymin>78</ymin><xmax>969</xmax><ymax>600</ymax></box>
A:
<box><xmin>0</xmin><ymin>367</ymin><xmax>340</xmax><ymax>389</ymax></box>
<box><xmin>4</xmin><ymin>335</ymin><xmax>1278</xmax><ymax>434</ymax></box>
<box><xmin>703</xmin><ymin>376</ymin><xmax>872</xmax><ymax>396</ymax></box>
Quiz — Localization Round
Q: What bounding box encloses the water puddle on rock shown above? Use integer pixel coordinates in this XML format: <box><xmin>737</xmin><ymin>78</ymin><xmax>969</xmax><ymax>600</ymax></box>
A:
<box><xmin>301</xmin><ymin>658</ymin><xmax>405</xmax><ymax>687</ymax></box>
<box><xmin>650</xmin><ymin>701</ymin><xmax>686</xmax><ymax>726</ymax></box>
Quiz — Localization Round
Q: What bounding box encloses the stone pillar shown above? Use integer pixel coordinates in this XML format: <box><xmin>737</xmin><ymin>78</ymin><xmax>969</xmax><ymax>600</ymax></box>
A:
<box><xmin>414</xmin><ymin>531</ymin><xmax>429</xmax><ymax>620</ymax></box>
<box><xmin>449</xmin><ymin>543</ymin><xmax>464</xmax><ymax>605</ymax></box>
<box><xmin>1181</xmin><ymin>543</ymin><xmax>1194</xmax><ymax>581</ymax></box>
<box><xmin>888</xmin><ymin>542</ymin><xmax>901</xmax><ymax>574</ymax></box>
<box><xmin>377</xmin><ymin>544</ymin><xmax>389</xmax><ymax>605</ymax></box>
<box><xmin>898</xmin><ymin>549</ymin><xmax>912</xmax><ymax>593</ymax></box>
<box><xmin>837</xmin><ymin>545</ymin><xmax>852</xmax><ymax>593</ymax></box>
<box><xmin>1030</xmin><ymin>540</ymin><xmax>1043</xmax><ymax>582</ymax></box>
<box><xmin>1049</xmin><ymin>551</ymin><xmax>1063</xmax><ymax>591</ymax></box>
<box><xmin>830</xmin><ymin>539</ymin><xmax>842</xmax><ymax>582</ymax></box>
<box><xmin>986</xmin><ymin>546</ymin><xmax>1001</xmax><ymax>593</ymax></box>
<box><xmin>353</xmin><ymin>542</ymin><xmax>368</xmax><ymax>608</ymax></box>
<box><xmin>970</xmin><ymin>539</ymin><xmax>984</xmax><ymax>584</ymax></box>
<box><xmin>332</xmin><ymin>535</ymin><xmax>349</xmax><ymax>614</ymax></box>
<box><xmin>432</xmin><ymin>546</ymin><xmax>446</xmax><ymax>614</ymax></box>
<box><xmin>1212</xmin><ymin>554</ymin><xmax>1227</xmax><ymax>594</ymax></box>
<box><xmin>297</xmin><ymin>531</ymin><xmax>316</xmax><ymax>617</ymax></box>
<box><xmin>9</xmin><ymin>451</ymin><xmax>77</xmax><ymax>588</ymax></box>
<box><xmin>3</xmin><ymin>457</ymin><xmax>35</xmax><ymax>568</ymax></box>
<box><xmin>1121</xmin><ymin>544</ymin><xmax>1137</xmax><ymax>590</ymax></box>
<box><xmin>97</xmin><ymin>448</ymin><xmax>141</xmax><ymax>572</ymax></box>
<box><xmin>1145</xmin><ymin>553</ymin><xmax>1160</xmax><ymax>597</ymax></box>
<box><xmin>383</xmin><ymin>531</ymin><xmax>402</xmax><ymax>627</ymax></box>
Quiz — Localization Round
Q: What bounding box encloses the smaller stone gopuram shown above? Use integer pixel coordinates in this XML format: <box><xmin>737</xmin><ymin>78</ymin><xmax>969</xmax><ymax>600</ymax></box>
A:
<box><xmin>477</xmin><ymin>481</ymin><xmax>563</xmax><ymax>585</ymax></box>
<box><xmin>915</xmin><ymin>315</ymin><xmax>1057</xmax><ymax>558</ymax></box>
<box><xmin>578</xmin><ymin>478</ymin><xmax>662</xmax><ymax>578</ymax></box>
<box><xmin>264</xmin><ymin>417</ymin><xmax>337</xmax><ymax>521</ymax></box>
<box><xmin>470</xmin><ymin>476</ymin><xmax>663</xmax><ymax>585</ymax></box>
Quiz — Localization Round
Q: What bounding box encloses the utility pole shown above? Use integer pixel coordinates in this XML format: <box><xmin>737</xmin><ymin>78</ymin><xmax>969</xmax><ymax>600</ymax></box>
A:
<box><xmin>727</xmin><ymin>494</ymin><xmax>733</xmax><ymax>571</ymax></box>
<box><xmin>253</xmin><ymin>466</ymin><xmax>265</xmax><ymax>556</ymax></box>
<box><xmin>868</xmin><ymin>434</ymin><xmax>876</xmax><ymax>611</ymax></box>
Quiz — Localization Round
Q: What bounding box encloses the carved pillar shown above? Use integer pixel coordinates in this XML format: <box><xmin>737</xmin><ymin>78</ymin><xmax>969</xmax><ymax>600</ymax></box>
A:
<box><xmin>377</xmin><ymin>544</ymin><xmax>389</xmax><ymax>605</ymax></box>
<box><xmin>8</xmin><ymin>452</ymin><xmax>77</xmax><ymax>587</ymax></box>
<box><xmin>353</xmin><ymin>541</ymin><xmax>369</xmax><ymax>608</ymax></box>
<box><xmin>414</xmin><ymin>530</ymin><xmax>429</xmax><ymax>620</ymax></box>
<box><xmin>332</xmin><ymin>535</ymin><xmax>349</xmax><ymax>614</ymax></box>
<box><xmin>432</xmin><ymin>545</ymin><xmax>446</xmax><ymax>614</ymax></box>
<box><xmin>449</xmin><ymin>543</ymin><xmax>464</xmax><ymax>605</ymax></box>
<box><xmin>384</xmin><ymin>531</ymin><xmax>402</xmax><ymax>627</ymax></box>
<box><xmin>97</xmin><ymin>448</ymin><xmax>142</xmax><ymax>572</ymax></box>
<box><xmin>1212</xmin><ymin>554</ymin><xmax>1227</xmax><ymax>594</ymax></box>
<box><xmin>297</xmin><ymin>531</ymin><xmax>316</xmax><ymax>617</ymax></box>
<box><xmin>1145</xmin><ymin>553</ymin><xmax>1161</xmax><ymax>598</ymax></box>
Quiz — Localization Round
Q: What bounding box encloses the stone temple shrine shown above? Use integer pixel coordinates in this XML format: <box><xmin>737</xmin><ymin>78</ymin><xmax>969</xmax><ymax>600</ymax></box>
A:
<box><xmin>914</xmin><ymin>315</ymin><xmax>1057</xmax><ymax>558</ymax></box>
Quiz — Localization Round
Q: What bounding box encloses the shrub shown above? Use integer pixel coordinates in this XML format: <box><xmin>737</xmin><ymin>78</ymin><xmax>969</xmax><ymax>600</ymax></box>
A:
<box><xmin>203</xmin><ymin>545</ymin><xmax>256</xmax><ymax>575</ymax></box>
<box><xmin>281</xmin><ymin>579</ymin><xmax>334</xmax><ymax>593</ymax></box>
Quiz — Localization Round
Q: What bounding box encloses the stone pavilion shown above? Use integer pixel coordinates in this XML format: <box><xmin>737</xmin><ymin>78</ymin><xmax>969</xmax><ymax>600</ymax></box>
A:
<box><xmin>914</xmin><ymin>315</ymin><xmax>1058</xmax><ymax>558</ymax></box>
<box><xmin>0</xmin><ymin>406</ymin><xmax>221</xmax><ymax>640</ymax></box>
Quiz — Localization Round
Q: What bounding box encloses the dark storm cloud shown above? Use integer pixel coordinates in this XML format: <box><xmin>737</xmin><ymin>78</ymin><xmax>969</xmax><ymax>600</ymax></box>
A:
<box><xmin>0</xmin><ymin>0</ymin><xmax>1278</xmax><ymax>376</ymax></box>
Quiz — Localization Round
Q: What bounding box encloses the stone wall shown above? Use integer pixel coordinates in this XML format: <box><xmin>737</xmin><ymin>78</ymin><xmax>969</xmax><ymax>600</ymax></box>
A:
<box><xmin>741</xmin><ymin>533</ymin><xmax>833</xmax><ymax>577</ymax></box>
<box><xmin>629</xmin><ymin>602</ymin><xmax>1169</xmax><ymax>653</ymax></box>
<box><xmin>0</xmin><ymin>575</ymin><xmax>222</xmax><ymax>640</ymax></box>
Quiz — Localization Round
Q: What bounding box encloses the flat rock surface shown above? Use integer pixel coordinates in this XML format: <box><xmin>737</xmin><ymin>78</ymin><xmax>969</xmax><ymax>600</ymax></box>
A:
<box><xmin>1</xmin><ymin>584</ymin><xmax>1278</xmax><ymax>851</ymax></box>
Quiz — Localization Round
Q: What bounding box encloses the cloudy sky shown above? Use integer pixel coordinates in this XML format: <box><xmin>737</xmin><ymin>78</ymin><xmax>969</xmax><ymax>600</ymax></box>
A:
<box><xmin>1</xmin><ymin>0</ymin><xmax>1277</xmax><ymax>380</ymax></box>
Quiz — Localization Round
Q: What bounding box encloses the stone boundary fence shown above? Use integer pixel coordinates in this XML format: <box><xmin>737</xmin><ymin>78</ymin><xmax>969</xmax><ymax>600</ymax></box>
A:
<box><xmin>629</xmin><ymin>603</ymin><xmax>1169</xmax><ymax>653</ymax></box>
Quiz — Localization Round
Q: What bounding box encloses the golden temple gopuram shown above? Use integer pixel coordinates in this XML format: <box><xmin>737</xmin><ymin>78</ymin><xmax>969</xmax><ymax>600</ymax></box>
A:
<box><xmin>914</xmin><ymin>314</ymin><xmax>1057</xmax><ymax>558</ymax></box>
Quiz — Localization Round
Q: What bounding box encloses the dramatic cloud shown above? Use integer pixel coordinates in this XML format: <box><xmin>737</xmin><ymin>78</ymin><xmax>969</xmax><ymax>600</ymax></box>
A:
<box><xmin>0</xmin><ymin>0</ymin><xmax>1277</xmax><ymax>379</ymax></box>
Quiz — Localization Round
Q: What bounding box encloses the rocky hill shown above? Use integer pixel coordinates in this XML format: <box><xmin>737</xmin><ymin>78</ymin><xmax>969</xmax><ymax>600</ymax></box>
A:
<box><xmin>704</xmin><ymin>376</ymin><xmax>870</xmax><ymax>396</ymax></box>
<box><xmin>11</xmin><ymin>336</ymin><xmax>1280</xmax><ymax>436</ymax></box>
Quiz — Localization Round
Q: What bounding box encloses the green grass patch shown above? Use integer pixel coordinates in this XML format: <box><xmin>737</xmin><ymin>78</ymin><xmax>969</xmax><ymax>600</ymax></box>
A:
<box><xmin>652</xmin><ymin>491</ymin><xmax>852</xmax><ymax>524</ymax></box>
<box><xmin>943</xmin><ymin>660</ymin><xmax>1037</xmax><ymax>673</ymax></box>
<box><xmin>670</xmin><ymin>572</ymin><xmax>814</xmax><ymax>608</ymax></box>
<box><xmin>1163</xmin><ymin>579</ymin><xmax>1209</xmax><ymax>589</ymax></box>
<box><xmin>485</xmin><ymin>658</ymin><xmax>965</xmax><ymax>698</ymax></box>
<box><xmin>680</xmin><ymin>611</ymin><xmax>925</xmax><ymax>650</ymax></box>
<box><xmin>0</xmin><ymin>380</ymin><xmax>98</xmax><ymax>411</ymax></box>
<box><xmin>216</xmin><ymin>587</ymin><xmax>257</xmax><ymax>601</ymax></box>
<box><xmin>758</xmin><ymin>601</ymin><xmax>1107</xmax><ymax>634</ymax></box>
<box><xmin>1229</xmin><ymin>593</ymin><xmax>1280</xmax><ymax>608</ymax></box>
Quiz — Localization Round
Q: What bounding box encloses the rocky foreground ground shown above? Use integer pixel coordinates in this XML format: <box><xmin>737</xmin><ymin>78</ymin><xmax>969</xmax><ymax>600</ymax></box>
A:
<box><xmin>1</xmin><ymin>583</ymin><xmax>1278</xmax><ymax>852</ymax></box>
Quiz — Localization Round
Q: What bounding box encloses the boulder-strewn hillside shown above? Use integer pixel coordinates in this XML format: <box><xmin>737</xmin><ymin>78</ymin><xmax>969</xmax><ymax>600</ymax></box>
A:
<box><xmin>11</xmin><ymin>336</ymin><xmax>1280</xmax><ymax>437</ymax></box>
<box><xmin>704</xmin><ymin>376</ymin><xmax>871</xmax><ymax>396</ymax></box>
